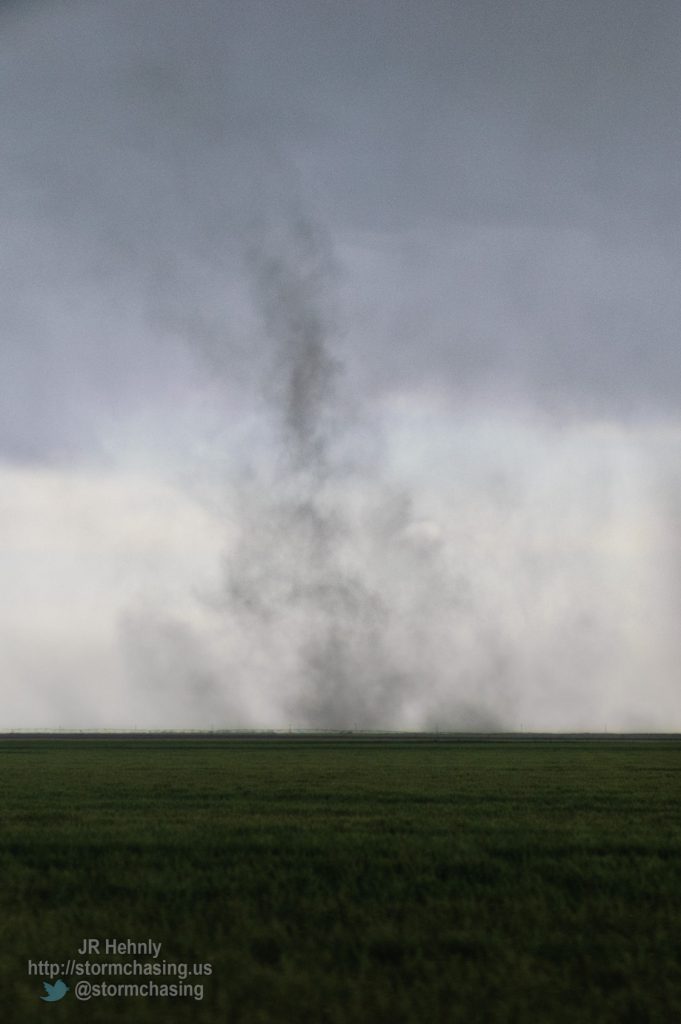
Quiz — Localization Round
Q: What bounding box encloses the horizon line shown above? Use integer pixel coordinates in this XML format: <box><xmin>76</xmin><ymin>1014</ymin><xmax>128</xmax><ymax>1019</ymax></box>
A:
<box><xmin>1</xmin><ymin>728</ymin><xmax>679</xmax><ymax>739</ymax></box>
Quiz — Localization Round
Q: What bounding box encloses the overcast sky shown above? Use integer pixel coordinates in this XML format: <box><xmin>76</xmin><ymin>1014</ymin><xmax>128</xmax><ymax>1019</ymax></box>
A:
<box><xmin>2</xmin><ymin>0</ymin><xmax>680</xmax><ymax>730</ymax></box>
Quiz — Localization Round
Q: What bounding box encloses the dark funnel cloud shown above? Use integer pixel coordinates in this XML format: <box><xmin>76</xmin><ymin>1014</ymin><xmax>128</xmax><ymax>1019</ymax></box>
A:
<box><xmin>224</xmin><ymin>213</ymin><xmax>409</xmax><ymax>728</ymax></box>
<box><xmin>251</xmin><ymin>213</ymin><xmax>341</xmax><ymax>476</ymax></box>
<box><xmin>216</xmin><ymin>207</ymin><xmax>516</xmax><ymax>730</ymax></box>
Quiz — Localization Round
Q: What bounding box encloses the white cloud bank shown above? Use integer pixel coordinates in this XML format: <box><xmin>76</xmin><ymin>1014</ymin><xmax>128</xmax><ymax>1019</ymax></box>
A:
<box><xmin>1</xmin><ymin>407</ymin><xmax>678</xmax><ymax>731</ymax></box>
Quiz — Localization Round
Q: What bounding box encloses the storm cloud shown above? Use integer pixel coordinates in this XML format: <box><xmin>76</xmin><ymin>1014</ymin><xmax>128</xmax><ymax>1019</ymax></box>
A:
<box><xmin>1</xmin><ymin>0</ymin><xmax>680</xmax><ymax>729</ymax></box>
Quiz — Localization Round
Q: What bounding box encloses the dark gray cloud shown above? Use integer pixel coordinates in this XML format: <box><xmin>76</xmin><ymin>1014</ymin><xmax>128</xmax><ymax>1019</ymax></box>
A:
<box><xmin>2</xmin><ymin>0</ymin><xmax>681</xmax><ymax>464</ymax></box>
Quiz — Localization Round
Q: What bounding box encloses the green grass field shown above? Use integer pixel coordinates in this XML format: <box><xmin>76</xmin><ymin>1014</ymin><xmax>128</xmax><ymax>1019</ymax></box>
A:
<box><xmin>2</xmin><ymin>736</ymin><xmax>680</xmax><ymax>1023</ymax></box>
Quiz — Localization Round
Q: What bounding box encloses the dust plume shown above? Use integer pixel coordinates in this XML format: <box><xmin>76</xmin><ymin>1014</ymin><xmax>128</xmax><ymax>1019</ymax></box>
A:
<box><xmin>221</xmin><ymin>213</ymin><xmax>420</xmax><ymax>729</ymax></box>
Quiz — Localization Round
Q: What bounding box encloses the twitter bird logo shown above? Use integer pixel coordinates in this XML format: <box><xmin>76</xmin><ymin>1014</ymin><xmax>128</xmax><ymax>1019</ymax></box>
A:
<box><xmin>41</xmin><ymin>980</ymin><xmax>69</xmax><ymax>1002</ymax></box>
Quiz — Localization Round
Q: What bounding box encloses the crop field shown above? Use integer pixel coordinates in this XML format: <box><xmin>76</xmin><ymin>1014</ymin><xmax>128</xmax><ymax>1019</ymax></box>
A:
<box><xmin>1</xmin><ymin>735</ymin><xmax>680</xmax><ymax>1023</ymax></box>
